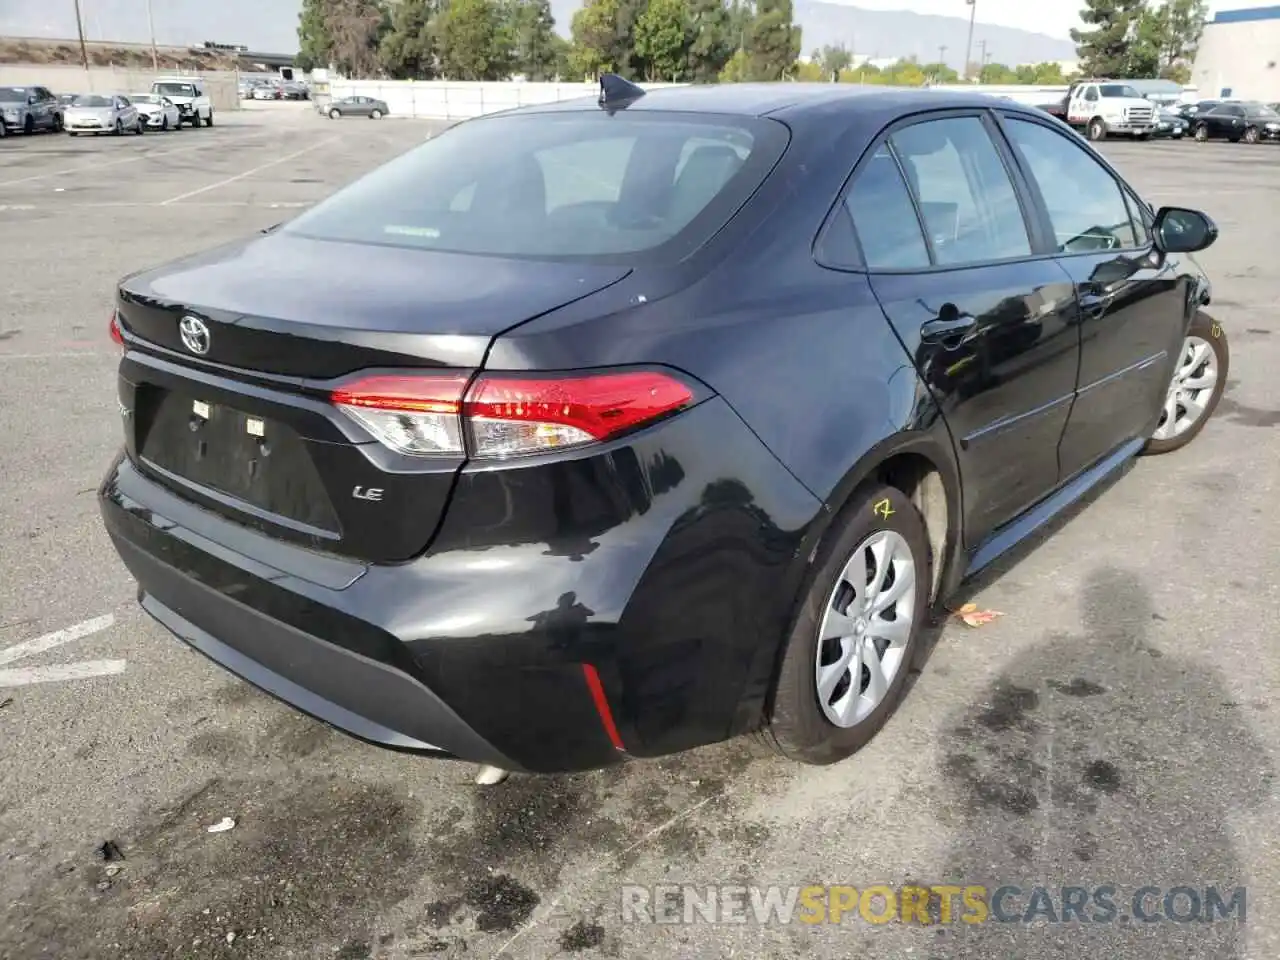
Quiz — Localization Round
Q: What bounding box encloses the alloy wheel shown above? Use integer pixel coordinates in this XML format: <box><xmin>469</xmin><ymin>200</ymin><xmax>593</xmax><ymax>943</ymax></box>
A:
<box><xmin>1152</xmin><ymin>335</ymin><xmax>1219</xmax><ymax>441</ymax></box>
<box><xmin>815</xmin><ymin>530</ymin><xmax>916</xmax><ymax>728</ymax></box>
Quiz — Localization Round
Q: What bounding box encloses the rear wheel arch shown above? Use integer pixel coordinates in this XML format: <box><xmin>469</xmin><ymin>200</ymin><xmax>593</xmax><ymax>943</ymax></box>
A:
<box><xmin>815</xmin><ymin>435</ymin><xmax>963</xmax><ymax>607</ymax></box>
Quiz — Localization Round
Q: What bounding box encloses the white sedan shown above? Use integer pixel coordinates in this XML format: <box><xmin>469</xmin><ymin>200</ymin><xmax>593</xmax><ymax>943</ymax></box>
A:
<box><xmin>129</xmin><ymin>93</ymin><xmax>182</xmax><ymax>131</ymax></box>
<box><xmin>64</xmin><ymin>94</ymin><xmax>142</xmax><ymax>136</ymax></box>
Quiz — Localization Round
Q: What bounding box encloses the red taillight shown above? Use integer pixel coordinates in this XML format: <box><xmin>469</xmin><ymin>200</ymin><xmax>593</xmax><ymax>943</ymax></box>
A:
<box><xmin>465</xmin><ymin>371</ymin><xmax>694</xmax><ymax>458</ymax></box>
<box><xmin>330</xmin><ymin>369</ymin><xmax>695</xmax><ymax>459</ymax></box>
<box><xmin>109</xmin><ymin>309</ymin><xmax>125</xmax><ymax>349</ymax></box>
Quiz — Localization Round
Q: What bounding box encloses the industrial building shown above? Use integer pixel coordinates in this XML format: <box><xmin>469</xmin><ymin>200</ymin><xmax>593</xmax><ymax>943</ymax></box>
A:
<box><xmin>1192</xmin><ymin>5</ymin><xmax>1280</xmax><ymax>101</ymax></box>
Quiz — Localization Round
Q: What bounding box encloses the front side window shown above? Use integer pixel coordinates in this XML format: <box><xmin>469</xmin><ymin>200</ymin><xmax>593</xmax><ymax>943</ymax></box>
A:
<box><xmin>1002</xmin><ymin>117</ymin><xmax>1140</xmax><ymax>254</ymax></box>
<box><xmin>889</xmin><ymin>116</ymin><xmax>1032</xmax><ymax>266</ymax></box>
<box><xmin>283</xmin><ymin>112</ymin><xmax>788</xmax><ymax>263</ymax></box>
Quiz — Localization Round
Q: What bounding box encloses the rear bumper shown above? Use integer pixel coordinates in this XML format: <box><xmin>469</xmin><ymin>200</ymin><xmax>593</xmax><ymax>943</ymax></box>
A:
<box><xmin>100</xmin><ymin>397</ymin><xmax>820</xmax><ymax>772</ymax></box>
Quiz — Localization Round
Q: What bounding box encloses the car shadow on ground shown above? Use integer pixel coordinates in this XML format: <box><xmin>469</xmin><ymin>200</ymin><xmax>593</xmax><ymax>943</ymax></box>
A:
<box><xmin>928</xmin><ymin>564</ymin><xmax>1269</xmax><ymax>958</ymax></box>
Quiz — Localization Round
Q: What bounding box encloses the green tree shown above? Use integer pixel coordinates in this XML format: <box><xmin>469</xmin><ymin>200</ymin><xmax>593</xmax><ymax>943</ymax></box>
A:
<box><xmin>1071</xmin><ymin>0</ymin><xmax>1146</xmax><ymax>77</ymax></box>
<box><xmin>379</xmin><ymin>0</ymin><xmax>440</xmax><ymax>78</ymax></box>
<box><xmin>920</xmin><ymin>60</ymin><xmax>959</xmax><ymax>83</ymax></box>
<box><xmin>718</xmin><ymin>47</ymin><xmax>750</xmax><ymax>82</ymax></box>
<box><xmin>818</xmin><ymin>43</ymin><xmax>852</xmax><ymax>80</ymax></box>
<box><xmin>326</xmin><ymin>0</ymin><xmax>390</xmax><ymax>77</ymax></box>
<box><xmin>298</xmin><ymin>0</ymin><xmax>334</xmax><ymax>71</ymax></box>
<box><xmin>745</xmin><ymin>0</ymin><xmax>801</xmax><ymax>81</ymax></box>
<box><xmin>505</xmin><ymin>0</ymin><xmax>561</xmax><ymax>79</ymax></box>
<box><xmin>635</xmin><ymin>0</ymin><xmax>692</xmax><ymax>80</ymax></box>
<box><xmin>438</xmin><ymin>0</ymin><xmax>511</xmax><ymax>79</ymax></box>
<box><xmin>686</xmin><ymin>0</ymin><xmax>734</xmax><ymax>82</ymax></box>
<box><xmin>978</xmin><ymin>61</ymin><xmax>1017</xmax><ymax>83</ymax></box>
<box><xmin>568</xmin><ymin>0</ymin><xmax>622</xmax><ymax>77</ymax></box>
<box><xmin>1135</xmin><ymin>0</ymin><xmax>1207</xmax><ymax>79</ymax></box>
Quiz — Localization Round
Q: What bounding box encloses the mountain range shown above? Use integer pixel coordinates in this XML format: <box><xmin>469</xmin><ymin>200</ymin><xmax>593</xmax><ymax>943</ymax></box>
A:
<box><xmin>0</xmin><ymin>0</ymin><xmax>1075</xmax><ymax>69</ymax></box>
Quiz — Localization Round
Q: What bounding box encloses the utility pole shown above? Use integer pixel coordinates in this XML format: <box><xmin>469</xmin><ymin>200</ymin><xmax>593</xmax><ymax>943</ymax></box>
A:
<box><xmin>72</xmin><ymin>0</ymin><xmax>90</xmax><ymax>74</ymax></box>
<box><xmin>146</xmin><ymin>0</ymin><xmax>158</xmax><ymax>71</ymax></box>
<box><xmin>939</xmin><ymin>44</ymin><xmax>948</xmax><ymax>68</ymax></box>
<box><xmin>963</xmin><ymin>0</ymin><xmax>977</xmax><ymax>80</ymax></box>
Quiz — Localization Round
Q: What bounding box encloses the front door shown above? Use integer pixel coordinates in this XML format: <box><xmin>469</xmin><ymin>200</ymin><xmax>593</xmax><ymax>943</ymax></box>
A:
<box><xmin>846</xmin><ymin>113</ymin><xmax>1081</xmax><ymax>547</ymax></box>
<box><xmin>997</xmin><ymin>113</ymin><xmax>1188</xmax><ymax>476</ymax></box>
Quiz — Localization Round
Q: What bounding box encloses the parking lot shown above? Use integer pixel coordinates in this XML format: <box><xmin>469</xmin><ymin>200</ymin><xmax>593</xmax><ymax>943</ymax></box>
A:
<box><xmin>1</xmin><ymin>112</ymin><xmax>1278</xmax><ymax>959</ymax></box>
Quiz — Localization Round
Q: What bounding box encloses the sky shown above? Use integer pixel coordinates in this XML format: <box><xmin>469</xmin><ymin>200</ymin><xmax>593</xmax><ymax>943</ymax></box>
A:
<box><xmin>0</xmin><ymin>0</ymin><xmax>1261</xmax><ymax>53</ymax></box>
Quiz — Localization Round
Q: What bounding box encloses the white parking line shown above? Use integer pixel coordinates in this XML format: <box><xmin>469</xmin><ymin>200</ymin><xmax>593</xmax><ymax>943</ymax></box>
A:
<box><xmin>0</xmin><ymin>138</ymin><xmax>246</xmax><ymax>189</ymax></box>
<box><xmin>0</xmin><ymin>614</ymin><xmax>115</xmax><ymax>666</ymax></box>
<box><xmin>0</xmin><ymin>660</ymin><xmax>128</xmax><ymax>688</ymax></box>
<box><xmin>159</xmin><ymin>135</ymin><xmax>341</xmax><ymax>205</ymax></box>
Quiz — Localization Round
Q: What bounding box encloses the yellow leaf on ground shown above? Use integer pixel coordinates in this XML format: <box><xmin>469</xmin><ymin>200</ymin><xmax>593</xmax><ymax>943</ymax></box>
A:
<box><xmin>951</xmin><ymin>604</ymin><xmax>1004</xmax><ymax>628</ymax></box>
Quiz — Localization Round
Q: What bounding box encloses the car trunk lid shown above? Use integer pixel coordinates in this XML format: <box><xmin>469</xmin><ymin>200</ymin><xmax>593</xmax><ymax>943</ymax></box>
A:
<box><xmin>116</xmin><ymin>233</ymin><xmax>631</xmax><ymax>562</ymax></box>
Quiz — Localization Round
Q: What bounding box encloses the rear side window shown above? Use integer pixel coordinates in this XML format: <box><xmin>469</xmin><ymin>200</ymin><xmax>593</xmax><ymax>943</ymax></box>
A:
<box><xmin>843</xmin><ymin>144</ymin><xmax>930</xmax><ymax>270</ymax></box>
<box><xmin>1002</xmin><ymin>117</ymin><xmax>1140</xmax><ymax>253</ymax></box>
<box><xmin>283</xmin><ymin>112</ymin><xmax>789</xmax><ymax>263</ymax></box>
<box><xmin>889</xmin><ymin>116</ymin><xmax>1032</xmax><ymax>266</ymax></box>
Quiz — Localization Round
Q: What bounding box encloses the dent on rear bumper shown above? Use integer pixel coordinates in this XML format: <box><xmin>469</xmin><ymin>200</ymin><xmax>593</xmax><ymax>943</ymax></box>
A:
<box><xmin>100</xmin><ymin>397</ymin><xmax>823</xmax><ymax>771</ymax></box>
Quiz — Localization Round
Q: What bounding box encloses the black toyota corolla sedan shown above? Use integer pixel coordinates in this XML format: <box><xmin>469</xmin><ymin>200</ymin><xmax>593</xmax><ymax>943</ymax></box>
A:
<box><xmin>100</xmin><ymin>78</ymin><xmax>1228</xmax><ymax>774</ymax></box>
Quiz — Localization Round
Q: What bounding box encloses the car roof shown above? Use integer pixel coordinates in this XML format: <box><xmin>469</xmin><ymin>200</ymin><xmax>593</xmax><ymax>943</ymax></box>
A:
<box><xmin>513</xmin><ymin>83</ymin><xmax>1048</xmax><ymax>121</ymax></box>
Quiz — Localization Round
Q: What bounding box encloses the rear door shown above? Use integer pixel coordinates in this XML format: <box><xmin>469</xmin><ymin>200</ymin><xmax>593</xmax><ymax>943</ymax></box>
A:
<box><xmin>996</xmin><ymin>111</ymin><xmax>1187</xmax><ymax>475</ymax></box>
<box><xmin>1207</xmin><ymin>105</ymin><xmax>1245</xmax><ymax>138</ymax></box>
<box><xmin>847</xmin><ymin>111</ymin><xmax>1080</xmax><ymax>547</ymax></box>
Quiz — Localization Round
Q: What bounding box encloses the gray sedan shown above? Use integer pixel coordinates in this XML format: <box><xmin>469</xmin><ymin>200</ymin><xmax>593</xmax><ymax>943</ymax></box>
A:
<box><xmin>323</xmin><ymin>96</ymin><xmax>389</xmax><ymax>119</ymax></box>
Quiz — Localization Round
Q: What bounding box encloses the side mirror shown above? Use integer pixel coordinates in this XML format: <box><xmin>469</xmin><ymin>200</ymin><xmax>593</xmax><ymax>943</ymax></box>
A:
<box><xmin>1152</xmin><ymin>206</ymin><xmax>1218</xmax><ymax>254</ymax></box>
<box><xmin>27</xmin><ymin>95</ymin><xmax>37</xmax><ymax>105</ymax></box>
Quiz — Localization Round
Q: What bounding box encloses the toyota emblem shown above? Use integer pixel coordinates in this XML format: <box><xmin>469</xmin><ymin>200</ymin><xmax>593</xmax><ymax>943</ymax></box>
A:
<box><xmin>179</xmin><ymin>315</ymin><xmax>211</xmax><ymax>355</ymax></box>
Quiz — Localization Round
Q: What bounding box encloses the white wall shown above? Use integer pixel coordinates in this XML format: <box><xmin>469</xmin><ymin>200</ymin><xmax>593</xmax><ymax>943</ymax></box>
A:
<box><xmin>1192</xmin><ymin>18</ymin><xmax>1280</xmax><ymax>101</ymax></box>
<box><xmin>0</xmin><ymin>64</ymin><xmax>242</xmax><ymax>110</ymax></box>
<box><xmin>322</xmin><ymin>79</ymin><xmax>686</xmax><ymax>120</ymax></box>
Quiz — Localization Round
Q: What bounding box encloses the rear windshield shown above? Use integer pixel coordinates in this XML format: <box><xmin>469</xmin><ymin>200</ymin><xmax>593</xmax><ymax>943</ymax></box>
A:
<box><xmin>154</xmin><ymin>82</ymin><xmax>196</xmax><ymax>97</ymax></box>
<box><xmin>282</xmin><ymin>111</ymin><xmax>789</xmax><ymax>263</ymax></box>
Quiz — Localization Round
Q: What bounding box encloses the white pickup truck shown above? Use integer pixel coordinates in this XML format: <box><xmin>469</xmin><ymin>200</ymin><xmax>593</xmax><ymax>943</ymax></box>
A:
<box><xmin>150</xmin><ymin>77</ymin><xmax>214</xmax><ymax>127</ymax></box>
<box><xmin>1061</xmin><ymin>80</ymin><xmax>1158</xmax><ymax>141</ymax></box>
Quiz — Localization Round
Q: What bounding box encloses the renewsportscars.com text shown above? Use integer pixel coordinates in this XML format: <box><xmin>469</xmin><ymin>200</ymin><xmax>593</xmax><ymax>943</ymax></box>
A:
<box><xmin>620</xmin><ymin>883</ymin><xmax>1247</xmax><ymax>925</ymax></box>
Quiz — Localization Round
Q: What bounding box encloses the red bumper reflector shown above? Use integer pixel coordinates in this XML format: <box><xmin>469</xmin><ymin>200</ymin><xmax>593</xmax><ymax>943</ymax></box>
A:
<box><xmin>581</xmin><ymin>663</ymin><xmax>626</xmax><ymax>752</ymax></box>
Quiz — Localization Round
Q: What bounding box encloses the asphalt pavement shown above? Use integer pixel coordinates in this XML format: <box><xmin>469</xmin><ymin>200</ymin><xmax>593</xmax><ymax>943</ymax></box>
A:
<box><xmin>1</xmin><ymin>112</ymin><xmax>1278</xmax><ymax>960</ymax></box>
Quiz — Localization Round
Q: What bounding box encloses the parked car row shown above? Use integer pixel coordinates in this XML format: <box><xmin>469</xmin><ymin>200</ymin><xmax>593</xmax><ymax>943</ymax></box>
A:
<box><xmin>240</xmin><ymin>77</ymin><xmax>310</xmax><ymax>101</ymax></box>
<box><xmin>1172</xmin><ymin>99</ymin><xmax>1280</xmax><ymax>143</ymax></box>
<box><xmin>0</xmin><ymin>78</ymin><xmax>215</xmax><ymax>140</ymax></box>
<box><xmin>1030</xmin><ymin>81</ymin><xmax>1280</xmax><ymax>145</ymax></box>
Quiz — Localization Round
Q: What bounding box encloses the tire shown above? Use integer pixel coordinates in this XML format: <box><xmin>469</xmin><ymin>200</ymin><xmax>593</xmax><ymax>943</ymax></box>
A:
<box><xmin>161</xmin><ymin>116</ymin><xmax>169</xmax><ymax>131</ymax></box>
<box><xmin>1087</xmin><ymin>117</ymin><xmax>1107</xmax><ymax>141</ymax></box>
<box><xmin>1244</xmin><ymin>125</ymin><xmax>1260</xmax><ymax>143</ymax></box>
<box><xmin>329</xmin><ymin>108</ymin><xmax>341</xmax><ymax>119</ymax></box>
<box><xmin>53</xmin><ymin>113</ymin><xmax>63</xmax><ymax>132</ymax></box>
<box><xmin>1194</xmin><ymin>123</ymin><xmax>1209</xmax><ymax>141</ymax></box>
<box><xmin>206</xmin><ymin>111</ymin><xmax>213</xmax><ymax>127</ymax></box>
<box><xmin>134</xmin><ymin>120</ymin><xmax>145</xmax><ymax>135</ymax></box>
<box><xmin>370</xmin><ymin>109</ymin><xmax>383</xmax><ymax>119</ymax></box>
<box><xmin>114</xmin><ymin>120</ymin><xmax>123</xmax><ymax>136</ymax></box>
<box><xmin>1142</xmin><ymin>310</ymin><xmax>1229</xmax><ymax>455</ymax></box>
<box><xmin>23</xmin><ymin>115</ymin><xmax>34</xmax><ymax>135</ymax></box>
<box><xmin>759</xmin><ymin>483</ymin><xmax>931</xmax><ymax>765</ymax></box>
<box><xmin>67</xmin><ymin>131</ymin><xmax>77</xmax><ymax>137</ymax></box>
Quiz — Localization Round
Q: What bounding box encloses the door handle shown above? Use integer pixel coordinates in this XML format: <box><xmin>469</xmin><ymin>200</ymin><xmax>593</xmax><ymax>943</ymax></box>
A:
<box><xmin>921</xmin><ymin>312</ymin><xmax>978</xmax><ymax>347</ymax></box>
